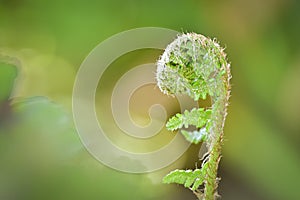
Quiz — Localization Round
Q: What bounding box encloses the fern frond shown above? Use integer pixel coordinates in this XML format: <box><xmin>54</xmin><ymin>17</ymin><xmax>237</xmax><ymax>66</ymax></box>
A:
<box><xmin>163</xmin><ymin>169</ymin><xmax>204</xmax><ymax>191</ymax></box>
<box><xmin>166</xmin><ymin>113</ymin><xmax>184</xmax><ymax>131</ymax></box>
<box><xmin>166</xmin><ymin>108</ymin><xmax>212</xmax><ymax>131</ymax></box>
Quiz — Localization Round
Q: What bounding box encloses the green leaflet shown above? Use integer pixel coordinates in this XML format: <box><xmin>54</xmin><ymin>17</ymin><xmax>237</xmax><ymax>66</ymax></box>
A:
<box><xmin>166</xmin><ymin>113</ymin><xmax>184</xmax><ymax>131</ymax></box>
<box><xmin>166</xmin><ymin>108</ymin><xmax>211</xmax><ymax>131</ymax></box>
<box><xmin>166</xmin><ymin>108</ymin><xmax>211</xmax><ymax>144</ymax></box>
<box><xmin>163</xmin><ymin>168</ymin><xmax>204</xmax><ymax>191</ymax></box>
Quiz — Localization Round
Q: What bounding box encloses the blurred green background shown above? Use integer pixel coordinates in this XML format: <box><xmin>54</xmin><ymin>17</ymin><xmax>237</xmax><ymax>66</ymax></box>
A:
<box><xmin>1</xmin><ymin>0</ymin><xmax>300</xmax><ymax>200</ymax></box>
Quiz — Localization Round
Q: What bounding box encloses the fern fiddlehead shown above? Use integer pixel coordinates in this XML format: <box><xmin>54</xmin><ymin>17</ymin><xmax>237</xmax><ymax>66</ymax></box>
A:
<box><xmin>156</xmin><ymin>33</ymin><xmax>231</xmax><ymax>200</ymax></box>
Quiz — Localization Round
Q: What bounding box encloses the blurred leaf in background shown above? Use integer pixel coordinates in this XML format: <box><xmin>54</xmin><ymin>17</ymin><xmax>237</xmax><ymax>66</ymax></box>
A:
<box><xmin>0</xmin><ymin>60</ymin><xmax>18</xmax><ymax>128</ymax></box>
<box><xmin>0</xmin><ymin>61</ymin><xmax>17</xmax><ymax>102</ymax></box>
<box><xmin>0</xmin><ymin>60</ymin><xmax>166</xmax><ymax>200</ymax></box>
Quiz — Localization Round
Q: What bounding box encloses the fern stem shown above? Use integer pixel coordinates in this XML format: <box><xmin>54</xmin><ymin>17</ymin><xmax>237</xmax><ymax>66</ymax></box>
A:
<box><xmin>203</xmin><ymin>136</ymin><xmax>222</xmax><ymax>199</ymax></box>
<box><xmin>203</xmin><ymin>85</ymin><xmax>230</xmax><ymax>199</ymax></box>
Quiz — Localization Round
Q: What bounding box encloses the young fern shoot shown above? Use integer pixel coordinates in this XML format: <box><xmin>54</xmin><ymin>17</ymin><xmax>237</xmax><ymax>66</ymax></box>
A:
<box><xmin>156</xmin><ymin>33</ymin><xmax>231</xmax><ymax>200</ymax></box>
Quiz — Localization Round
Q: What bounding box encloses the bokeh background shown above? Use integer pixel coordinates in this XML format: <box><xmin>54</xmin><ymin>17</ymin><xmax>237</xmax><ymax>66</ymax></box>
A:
<box><xmin>1</xmin><ymin>0</ymin><xmax>300</xmax><ymax>200</ymax></box>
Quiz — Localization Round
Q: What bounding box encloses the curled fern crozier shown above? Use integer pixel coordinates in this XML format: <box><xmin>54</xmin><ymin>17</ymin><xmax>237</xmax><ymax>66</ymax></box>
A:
<box><xmin>157</xmin><ymin>33</ymin><xmax>231</xmax><ymax>200</ymax></box>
